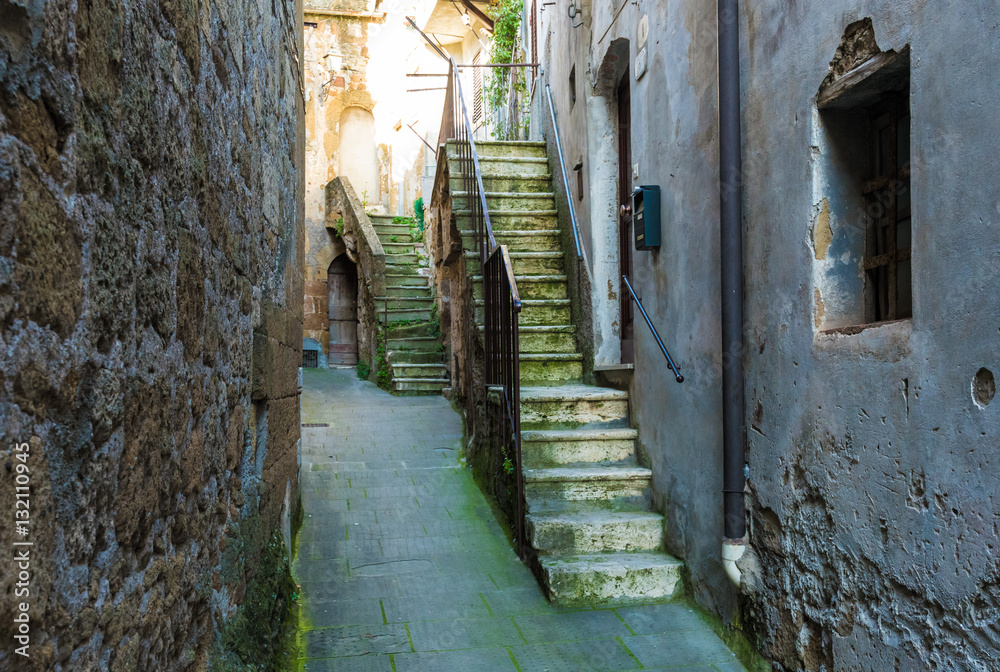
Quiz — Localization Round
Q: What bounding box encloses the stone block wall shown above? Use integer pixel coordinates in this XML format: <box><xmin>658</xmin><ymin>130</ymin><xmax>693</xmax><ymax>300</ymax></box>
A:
<box><xmin>0</xmin><ymin>0</ymin><xmax>305</xmax><ymax>668</ymax></box>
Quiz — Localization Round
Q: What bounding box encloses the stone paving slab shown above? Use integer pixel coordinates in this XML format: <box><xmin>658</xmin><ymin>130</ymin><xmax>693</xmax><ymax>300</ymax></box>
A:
<box><xmin>289</xmin><ymin>368</ymin><xmax>745</xmax><ymax>672</ymax></box>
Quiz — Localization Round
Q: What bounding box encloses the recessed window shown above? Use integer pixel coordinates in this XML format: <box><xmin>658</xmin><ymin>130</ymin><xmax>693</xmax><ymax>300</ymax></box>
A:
<box><xmin>813</xmin><ymin>21</ymin><xmax>912</xmax><ymax>332</ymax></box>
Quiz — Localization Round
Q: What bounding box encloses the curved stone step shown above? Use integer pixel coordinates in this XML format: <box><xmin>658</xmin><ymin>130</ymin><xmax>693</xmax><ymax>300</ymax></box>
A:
<box><xmin>540</xmin><ymin>553</ymin><xmax>683</xmax><ymax>607</ymax></box>
<box><xmin>387</xmin><ymin>350</ymin><xmax>443</xmax><ymax>364</ymax></box>
<box><xmin>475</xmin><ymin>298</ymin><xmax>571</xmax><ymax>327</ymax></box>
<box><xmin>447</xmin><ymin>140</ymin><xmax>547</xmax><ymax>158</ymax></box>
<box><xmin>386</xmin><ymin>285</ymin><xmax>432</xmax><ymax>298</ymax></box>
<box><xmin>527</xmin><ymin>511</ymin><xmax>664</xmax><ymax>554</ymax></box>
<box><xmin>521</xmin><ymin>427</ymin><xmax>639</xmax><ymax>467</ymax></box>
<box><xmin>449</xmin><ymin>154</ymin><xmax>550</xmax><ymax>176</ymax></box>
<box><xmin>387</xmin><ymin>336</ymin><xmax>440</xmax><ymax>352</ymax></box>
<box><xmin>520</xmin><ymin>385</ymin><xmax>631</xmax><ymax>429</ymax></box>
<box><xmin>456</xmin><ymin>210</ymin><xmax>559</xmax><ymax>231</ymax></box>
<box><xmin>385</xmin><ymin>274</ymin><xmax>428</xmax><ymax>287</ymax></box>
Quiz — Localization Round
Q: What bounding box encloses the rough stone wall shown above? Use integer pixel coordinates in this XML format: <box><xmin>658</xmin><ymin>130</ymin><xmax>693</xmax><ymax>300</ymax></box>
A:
<box><xmin>740</xmin><ymin>3</ymin><xmax>1000</xmax><ymax>669</ymax></box>
<box><xmin>0</xmin><ymin>0</ymin><xmax>304</xmax><ymax>667</ymax></box>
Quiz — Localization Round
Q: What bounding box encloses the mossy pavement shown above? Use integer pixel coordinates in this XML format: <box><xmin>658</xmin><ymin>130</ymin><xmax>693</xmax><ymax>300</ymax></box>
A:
<box><xmin>286</xmin><ymin>368</ymin><xmax>745</xmax><ymax>671</ymax></box>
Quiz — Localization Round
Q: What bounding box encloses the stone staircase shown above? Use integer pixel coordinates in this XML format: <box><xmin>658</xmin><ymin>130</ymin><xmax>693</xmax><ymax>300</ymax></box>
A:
<box><xmin>370</xmin><ymin>214</ymin><xmax>449</xmax><ymax>395</ymax></box>
<box><xmin>448</xmin><ymin>140</ymin><xmax>683</xmax><ymax>607</ymax></box>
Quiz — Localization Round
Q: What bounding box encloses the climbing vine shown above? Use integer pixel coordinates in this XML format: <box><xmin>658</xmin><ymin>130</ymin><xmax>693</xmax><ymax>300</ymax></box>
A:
<box><xmin>485</xmin><ymin>0</ymin><xmax>529</xmax><ymax>138</ymax></box>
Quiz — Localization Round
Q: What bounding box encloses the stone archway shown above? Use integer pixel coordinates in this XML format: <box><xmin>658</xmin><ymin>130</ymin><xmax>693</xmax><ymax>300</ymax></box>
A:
<box><xmin>327</xmin><ymin>254</ymin><xmax>359</xmax><ymax>365</ymax></box>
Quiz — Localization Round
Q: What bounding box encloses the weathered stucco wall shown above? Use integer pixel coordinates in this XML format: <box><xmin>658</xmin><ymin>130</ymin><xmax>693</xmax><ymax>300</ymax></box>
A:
<box><xmin>537</xmin><ymin>0</ymin><xmax>1000</xmax><ymax>669</ymax></box>
<box><xmin>740</xmin><ymin>3</ymin><xmax>1000</xmax><ymax>669</ymax></box>
<box><xmin>0</xmin><ymin>0</ymin><xmax>304</xmax><ymax>667</ymax></box>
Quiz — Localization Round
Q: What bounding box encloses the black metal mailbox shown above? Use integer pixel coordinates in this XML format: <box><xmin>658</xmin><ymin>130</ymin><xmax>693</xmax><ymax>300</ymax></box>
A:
<box><xmin>632</xmin><ymin>185</ymin><xmax>661</xmax><ymax>250</ymax></box>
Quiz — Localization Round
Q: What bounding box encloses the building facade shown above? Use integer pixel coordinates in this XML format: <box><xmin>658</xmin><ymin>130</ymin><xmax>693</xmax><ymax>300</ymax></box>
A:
<box><xmin>530</xmin><ymin>1</ymin><xmax>999</xmax><ymax>668</ymax></box>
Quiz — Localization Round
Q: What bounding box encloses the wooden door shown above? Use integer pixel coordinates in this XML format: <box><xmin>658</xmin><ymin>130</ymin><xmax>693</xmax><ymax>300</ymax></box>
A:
<box><xmin>617</xmin><ymin>71</ymin><xmax>635</xmax><ymax>363</ymax></box>
<box><xmin>327</xmin><ymin>255</ymin><xmax>358</xmax><ymax>366</ymax></box>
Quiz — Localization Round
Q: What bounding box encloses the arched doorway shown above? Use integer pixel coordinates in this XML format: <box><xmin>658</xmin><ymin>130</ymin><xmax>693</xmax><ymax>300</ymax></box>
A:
<box><xmin>327</xmin><ymin>254</ymin><xmax>358</xmax><ymax>365</ymax></box>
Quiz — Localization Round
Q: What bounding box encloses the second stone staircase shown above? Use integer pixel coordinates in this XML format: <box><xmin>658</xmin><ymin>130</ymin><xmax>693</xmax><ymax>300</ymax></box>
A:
<box><xmin>370</xmin><ymin>214</ymin><xmax>449</xmax><ymax>395</ymax></box>
<box><xmin>449</xmin><ymin>140</ymin><xmax>683</xmax><ymax>607</ymax></box>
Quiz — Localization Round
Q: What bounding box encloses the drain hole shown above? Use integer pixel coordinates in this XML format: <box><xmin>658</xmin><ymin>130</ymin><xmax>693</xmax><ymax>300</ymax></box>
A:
<box><xmin>973</xmin><ymin>368</ymin><xmax>995</xmax><ymax>408</ymax></box>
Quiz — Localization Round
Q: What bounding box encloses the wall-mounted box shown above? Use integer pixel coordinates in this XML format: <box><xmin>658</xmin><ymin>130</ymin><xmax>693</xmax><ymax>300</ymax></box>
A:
<box><xmin>632</xmin><ymin>185</ymin><xmax>660</xmax><ymax>250</ymax></box>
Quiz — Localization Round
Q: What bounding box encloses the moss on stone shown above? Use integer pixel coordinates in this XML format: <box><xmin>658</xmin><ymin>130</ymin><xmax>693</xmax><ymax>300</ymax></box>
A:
<box><xmin>209</xmin><ymin>530</ymin><xmax>297</xmax><ymax>672</ymax></box>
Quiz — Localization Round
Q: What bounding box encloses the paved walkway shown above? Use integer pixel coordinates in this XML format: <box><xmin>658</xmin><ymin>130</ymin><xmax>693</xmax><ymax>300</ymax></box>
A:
<box><xmin>290</xmin><ymin>367</ymin><xmax>745</xmax><ymax>672</ymax></box>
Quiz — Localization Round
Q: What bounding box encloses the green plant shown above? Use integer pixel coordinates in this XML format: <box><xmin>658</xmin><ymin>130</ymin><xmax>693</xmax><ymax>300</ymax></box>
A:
<box><xmin>374</xmin><ymin>330</ymin><xmax>391</xmax><ymax>390</ymax></box>
<box><xmin>502</xmin><ymin>457</ymin><xmax>514</xmax><ymax>475</ymax></box>
<box><xmin>356</xmin><ymin>359</ymin><xmax>371</xmax><ymax>380</ymax></box>
<box><xmin>332</xmin><ymin>216</ymin><xmax>345</xmax><ymax>238</ymax></box>
<box><xmin>485</xmin><ymin>0</ymin><xmax>529</xmax><ymax>138</ymax></box>
<box><xmin>390</xmin><ymin>235</ymin><xmax>398</xmax><ymax>242</ymax></box>
<box><xmin>414</xmin><ymin>197</ymin><xmax>425</xmax><ymax>231</ymax></box>
<box><xmin>361</xmin><ymin>189</ymin><xmax>370</xmax><ymax>208</ymax></box>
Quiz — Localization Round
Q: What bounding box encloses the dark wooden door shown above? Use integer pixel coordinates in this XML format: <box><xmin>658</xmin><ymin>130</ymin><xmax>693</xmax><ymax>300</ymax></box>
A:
<box><xmin>327</xmin><ymin>255</ymin><xmax>359</xmax><ymax>366</ymax></box>
<box><xmin>617</xmin><ymin>71</ymin><xmax>635</xmax><ymax>363</ymax></box>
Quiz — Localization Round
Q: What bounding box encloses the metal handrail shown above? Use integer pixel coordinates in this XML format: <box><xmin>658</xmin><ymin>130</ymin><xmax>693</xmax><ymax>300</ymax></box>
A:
<box><xmin>622</xmin><ymin>275</ymin><xmax>684</xmax><ymax>383</ymax></box>
<box><xmin>544</xmin><ymin>84</ymin><xmax>584</xmax><ymax>261</ymax></box>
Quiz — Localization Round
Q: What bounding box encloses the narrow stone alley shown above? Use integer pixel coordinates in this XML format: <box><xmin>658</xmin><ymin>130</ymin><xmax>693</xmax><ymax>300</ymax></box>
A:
<box><xmin>290</xmin><ymin>367</ymin><xmax>745</xmax><ymax>671</ymax></box>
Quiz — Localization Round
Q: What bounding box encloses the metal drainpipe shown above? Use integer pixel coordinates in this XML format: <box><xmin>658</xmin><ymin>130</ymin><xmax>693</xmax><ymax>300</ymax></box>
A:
<box><xmin>718</xmin><ymin>0</ymin><xmax>748</xmax><ymax>587</ymax></box>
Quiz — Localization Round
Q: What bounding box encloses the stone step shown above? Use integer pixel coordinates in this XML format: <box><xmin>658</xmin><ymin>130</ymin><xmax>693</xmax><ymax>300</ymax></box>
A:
<box><xmin>519</xmin><ymin>325</ymin><xmax>578</xmax><ymax>354</ymax></box>
<box><xmin>385</xmin><ymin>274</ymin><xmax>428</xmax><ymax>287</ymax></box>
<box><xmin>452</xmin><ymin>174</ymin><xmax>554</xmax><ymax>193</ymax></box>
<box><xmin>473</xmin><ymin>275</ymin><xmax>568</xmax><ymax>301</ymax></box>
<box><xmin>381</xmin><ymin>241</ymin><xmax>417</xmax><ymax>254</ymax></box>
<box><xmin>461</xmin><ymin>229</ymin><xmax>562</xmax><ymax>253</ymax></box>
<box><xmin>373</xmin><ymin>224</ymin><xmax>413</xmax><ymax>236</ymax></box>
<box><xmin>456</xmin><ymin>210</ymin><xmax>559</xmax><ymax>231</ymax></box>
<box><xmin>448</xmin><ymin>140</ymin><xmax>547</xmax><ymax>159</ymax></box>
<box><xmin>378</xmin><ymin>296</ymin><xmax>433</xmax><ymax>311</ymax></box>
<box><xmin>386</xmin><ymin>285</ymin><xmax>432</xmax><ymax>298</ymax></box>
<box><xmin>388</xmin><ymin>350</ymin><xmax>443</xmax><ymax>364</ymax></box>
<box><xmin>520</xmin><ymin>385</ymin><xmax>630</xmax><ymax>430</ymax></box>
<box><xmin>539</xmin><ymin>553</ymin><xmax>684</xmax><ymax>608</ymax></box>
<box><xmin>524</xmin><ymin>466</ymin><xmax>652</xmax><ymax>512</ymax></box>
<box><xmin>387</xmin><ymin>321</ymin><xmax>438</xmax><ymax>339</ymax></box>
<box><xmin>527</xmin><ymin>511</ymin><xmax>664</xmax><ymax>554</ymax></box>
<box><xmin>455</xmin><ymin>192</ymin><xmax>556</xmax><ymax>212</ymax></box>
<box><xmin>390</xmin><ymin>363</ymin><xmax>447</xmax><ymax>378</ymax></box>
<box><xmin>381</xmin><ymin>308</ymin><xmax>432</xmax><ymax>323</ymax></box>
<box><xmin>521</xmin><ymin>428</ymin><xmax>639</xmax><ymax>468</ymax></box>
<box><xmin>475</xmin><ymin>298</ymin><xmax>571</xmax><ymax>327</ymax></box>
<box><xmin>394</xmin><ymin>377</ymin><xmax>450</xmax><ymax>393</ymax></box>
<box><xmin>465</xmin><ymin>250</ymin><xmax>564</xmax><ymax>275</ymax></box>
<box><xmin>384</xmin><ymin>252</ymin><xmax>421</xmax><ymax>264</ymax></box>
<box><xmin>520</xmin><ymin>353</ymin><xmax>583</xmax><ymax>385</ymax></box>
<box><xmin>460</xmin><ymin>155</ymin><xmax>551</xmax><ymax>177</ymax></box>
<box><xmin>387</xmin><ymin>336</ymin><xmax>440</xmax><ymax>351</ymax></box>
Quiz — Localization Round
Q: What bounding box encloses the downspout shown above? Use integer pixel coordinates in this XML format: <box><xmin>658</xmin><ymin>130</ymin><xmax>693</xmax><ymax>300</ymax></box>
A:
<box><xmin>718</xmin><ymin>0</ymin><xmax>748</xmax><ymax>586</ymax></box>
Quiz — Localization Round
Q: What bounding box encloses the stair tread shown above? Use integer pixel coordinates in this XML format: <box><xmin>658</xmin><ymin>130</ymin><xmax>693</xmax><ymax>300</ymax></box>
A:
<box><xmin>520</xmin><ymin>325</ymin><xmax>575</xmax><ymax>333</ymax></box>
<box><xmin>521</xmin><ymin>385</ymin><xmax>629</xmax><ymax>402</ymax></box>
<box><xmin>522</xmin><ymin>428</ymin><xmax>639</xmax><ymax>441</ymax></box>
<box><xmin>525</xmin><ymin>466</ymin><xmax>652</xmax><ymax>482</ymax></box>
<box><xmin>472</xmin><ymin>274</ymin><xmax>567</xmax><ymax>282</ymax></box>
<box><xmin>475</xmin><ymin>298</ymin><xmax>570</xmax><ymax>305</ymax></box>
<box><xmin>540</xmin><ymin>552</ymin><xmax>683</xmax><ymax>571</ymax></box>
<box><xmin>456</xmin><ymin>191</ymin><xmax>556</xmax><ymax>198</ymax></box>
<box><xmin>392</xmin><ymin>363</ymin><xmax>446</xmax><ymax>369</ymax></box>
<box><xmin>528</xmin><ymin>510</ymin><xmax>663</xmax><ymax>524</ymax></box>
<box><xmin>520</xmin><ymin>353</ymin><xmax>583</xmax><ymax>361</ymax></box>
<box><xmin>460</xmin><ymin>229</ymin><xmax>561</xmax><ymax>236</ymax></box>
<box><xmin>455</xmin><ymin>209</ymin><xmax>558</xmax><ymax>217</ymax></box>
<box><xmin>393</xmin><ymin>377</ymin><xmax>449</xmax><ymax>383</ymax></box>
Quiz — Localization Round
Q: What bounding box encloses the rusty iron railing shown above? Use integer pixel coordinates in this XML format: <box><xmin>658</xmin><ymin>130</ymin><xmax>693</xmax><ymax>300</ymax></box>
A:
<box><xmin>437</xmin><ymin>55</ymin><xmax>526</xmax><ymax>556</ymax></box>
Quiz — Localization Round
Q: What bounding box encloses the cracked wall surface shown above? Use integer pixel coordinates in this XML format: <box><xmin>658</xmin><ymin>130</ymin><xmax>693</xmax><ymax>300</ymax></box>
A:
<box><xmin>0</xmin><ymin>0</ymin><xmax>305</xmax><ymax>668</ymax></box>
